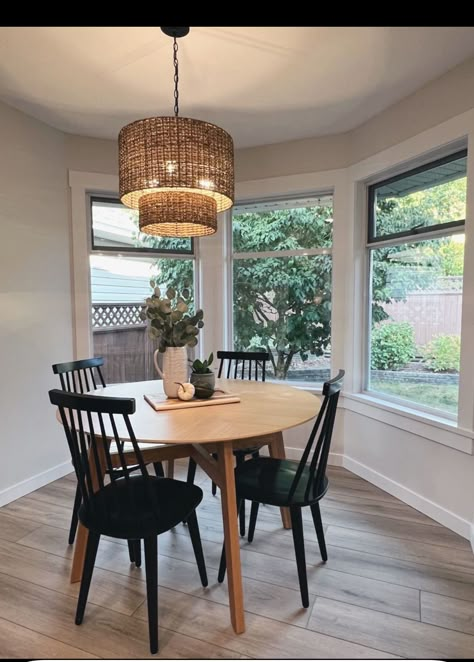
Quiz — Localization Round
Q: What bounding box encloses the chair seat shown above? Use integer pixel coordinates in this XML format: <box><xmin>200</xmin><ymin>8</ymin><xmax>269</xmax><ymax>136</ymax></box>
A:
<box><xmin>235</xmin><ymin>456</ymin><xmax>328</xmax><ymax>507</ymax></box>
<box><xmin>79</xmin><ymin>476</ymin><xmax>203</xmax><ymax>539</ymax></box>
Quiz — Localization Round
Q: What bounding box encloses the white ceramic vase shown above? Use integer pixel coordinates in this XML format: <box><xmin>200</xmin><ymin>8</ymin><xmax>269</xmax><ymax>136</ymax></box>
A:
<box><xmin>153</xmin><ymin>346</ymin><xmax>189</xmax><ymax>398</ymax></box>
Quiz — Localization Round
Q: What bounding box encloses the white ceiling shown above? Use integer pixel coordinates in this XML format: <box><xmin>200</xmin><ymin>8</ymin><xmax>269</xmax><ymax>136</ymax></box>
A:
<box><xmin>1</xmin><ymin>26</ymin><xmax>474</xmax><ymax>149</ymax></box>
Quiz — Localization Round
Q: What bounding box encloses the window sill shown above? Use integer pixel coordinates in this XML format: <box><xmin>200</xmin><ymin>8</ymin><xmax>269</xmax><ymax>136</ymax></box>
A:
<box><xmin>343</xmin><ymin>392</ymin><xmax>474</xmax><ymax>455</ymax></box>
<box><xmin>267</xmin><ymin>378</ymin><xmax>323</xmax><ymax>395</ymax></box>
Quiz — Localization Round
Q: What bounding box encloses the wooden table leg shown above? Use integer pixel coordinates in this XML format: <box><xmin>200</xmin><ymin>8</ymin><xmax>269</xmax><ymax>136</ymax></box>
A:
<box><xmin>70</xmin><ymin>522</ymin><xmax>88</xmax><ymax>583</ymax></box>
<box><xmin>217</xmin><ymin>441</ymin><xmax>245</xmax><ymax>634</ymax></box>
<box><xmin>268</xmin><ymin>431</ymin><xmax>292</xmax><ymax>529</ymax></box>
<box><xmin>70</xmin><ymin>439</ymin><xmax>107</xmax><ymax>584</ymax></box>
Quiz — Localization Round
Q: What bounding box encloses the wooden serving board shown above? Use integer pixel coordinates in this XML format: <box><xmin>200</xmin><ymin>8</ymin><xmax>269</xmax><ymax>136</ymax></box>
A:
<box><xmin>144</xmin><ymin>391</ymin><xmax>241</xmax><ymax>411</ymax></box>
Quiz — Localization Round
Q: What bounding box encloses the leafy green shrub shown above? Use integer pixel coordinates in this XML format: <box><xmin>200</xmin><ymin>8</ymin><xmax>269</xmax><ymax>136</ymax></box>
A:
<box><xmin>371</xmin><ymin>322</ymin><xmax>415</xmax><ymax>370</ymax></box>
<box><xmin>423</xmin><ymin>334</ymin><xmax>460</xmax><ymax>372</ymax></box>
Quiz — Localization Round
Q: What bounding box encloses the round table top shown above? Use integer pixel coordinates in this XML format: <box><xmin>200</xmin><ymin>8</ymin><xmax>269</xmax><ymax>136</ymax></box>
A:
<box><xmin>87</xmin><ymin>379</ymin><xmax>319</xmax><ymax>445</ymax></box>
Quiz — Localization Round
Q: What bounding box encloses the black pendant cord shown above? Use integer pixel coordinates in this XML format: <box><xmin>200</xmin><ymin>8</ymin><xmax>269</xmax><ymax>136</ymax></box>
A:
<box><xmin>173</xmin><ymin>37</ymin><xmax>179</xmax><ymax>117</ymax></box>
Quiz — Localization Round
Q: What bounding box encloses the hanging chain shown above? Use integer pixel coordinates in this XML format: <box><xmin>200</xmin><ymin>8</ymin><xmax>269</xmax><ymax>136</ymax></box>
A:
<box><xmin>173</xmin><ymin>37</ymin><xmax>179</xmax><ymax>117</ymax></box>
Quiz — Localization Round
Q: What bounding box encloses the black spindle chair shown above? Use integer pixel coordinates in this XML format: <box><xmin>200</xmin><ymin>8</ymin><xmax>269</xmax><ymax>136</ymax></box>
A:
<box><xmin>186</xmin><ymin>350</ymin><xmax>269</xmax><ymax>537</ymax></box>
<box><xmin>52</xmin><ymin>358</ymin><xmax>165</xmax><ymax>566</ymax></box>
<box><xmin>49</xmin><ymin>388</ymin><xmax>207</xmax><ymax>655</ymax></box>
<box><xmin>217</xmin><ymin>369</ymin><xmax>345</xmax><ymax>608</ymax></box>
<box><xmin>217</xmin><ymin>350</ymin><xmax>268</xmax><ymax>381</ymax></box>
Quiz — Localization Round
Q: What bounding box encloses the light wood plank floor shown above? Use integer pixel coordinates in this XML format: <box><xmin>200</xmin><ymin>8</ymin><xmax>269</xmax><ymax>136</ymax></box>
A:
<box><xmin>1</xmin><ymin>461</ymin><xmax>474</xmax><ymax>659</ymax></box>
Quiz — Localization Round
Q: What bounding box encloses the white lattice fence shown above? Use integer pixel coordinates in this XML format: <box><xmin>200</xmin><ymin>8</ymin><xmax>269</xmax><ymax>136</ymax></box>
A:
<box><xmin>91</xmin><ymin>303</ymin><xmax>145</xmax><ymax>328</ymax></box>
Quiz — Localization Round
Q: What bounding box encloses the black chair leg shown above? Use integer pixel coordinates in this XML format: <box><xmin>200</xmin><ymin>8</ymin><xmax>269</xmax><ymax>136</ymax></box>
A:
<box><xmin>211</xmin><ymin>453</ymin><xmax>218</xmax><ymax>495</ymax></box>
<box><xmin>290</xmin><ymin>506</ymin><xmax>309</xmax><ymax>608</ymax></box>
<box><xmin>133</xmin><ymin>539</ymin><xmax>141</xmax><ymax>568</ymax></box>
<box><xmin>247</xmin><ymin>501</ymin><xmax>259</xmax><ymax>543</ymax></box>
<box><xmin>239</xmin><ymin>500</ymin><xmax>246</xmax><ymax>537</ymax></box>
<box><xmin>217</xmin><ymin>542</ymin><xmax>226</xmax><ymax>583</ymax></box>
<box><xmin>75</xmin><ymin>532</ymin><xmax>100</xmax><ymax>625</ymax></box>
<box><xmin>186</xmin><ymin>510</ymin><xmax>208</xmax><ymax>587</ymax></box>
<box><xmin>154</xmin><ymin>462</ymin><xmax>164</xmax><ymax>478</ymax></box>
<box><xmin>68</xmin><ymin>484</ymin><xmax>82</xmax><ymax>545</ymax></box>
<box><xmin>127</xmin><ymin>540</ymin><xmax>135</xmax><ymax>563</ymax></box>
<box><xmin>187</xmin><ymin>458</ymin><xmax>197</xmax><ymax>484</ymax></box>
<box><xmin>310</xmin><ymin>502</ymin><xmax>328</xmax><ymax>562</ymax></box>
<box><xmin>182</xmin><ymin>459</ymin><xmax>199</xmax><ymax>524</ymax></box>
<box><xmin>144</xmin><ymin>536</ymin><xmax>158</xmax><ymax>655</ymax></box>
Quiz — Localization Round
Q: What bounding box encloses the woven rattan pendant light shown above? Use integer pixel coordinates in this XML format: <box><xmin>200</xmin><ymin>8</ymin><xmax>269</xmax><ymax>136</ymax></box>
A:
<box><xmin>118</xmin><ymin>27</ymin><xmax>234</xmax><ymax>237</ymax></box>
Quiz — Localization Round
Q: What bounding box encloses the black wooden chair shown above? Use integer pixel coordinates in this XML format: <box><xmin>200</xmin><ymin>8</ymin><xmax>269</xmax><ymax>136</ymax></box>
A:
<box><xmin>217</xmin><ymin>369</ymin><xmax>345</xmax><ymax>608</ymax></box>
<box><xmin>186</xmin><ymin>350</ymin><xmax>269</xmax><ymax>536</ymax></box>
<box><xmin>52</xmin><ymin>357</ymin><xmax>165</xmax><ymax>564</ymax></box>
<box><xmin>49</xmin><ymin>388</ymin><xmax>207</xmax><ymax>655</ymax></box>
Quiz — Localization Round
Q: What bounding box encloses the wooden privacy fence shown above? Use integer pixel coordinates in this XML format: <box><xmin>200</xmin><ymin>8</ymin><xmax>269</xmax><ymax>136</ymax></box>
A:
<box><xmin>92</xmin><ymin>302</ymin><xmax>155</xmax><ymax>384</ymax></box>
<box><xmin>382</xmin><ymin>290</ymin><xmax>462</xmax><ymax>347</ymax></box>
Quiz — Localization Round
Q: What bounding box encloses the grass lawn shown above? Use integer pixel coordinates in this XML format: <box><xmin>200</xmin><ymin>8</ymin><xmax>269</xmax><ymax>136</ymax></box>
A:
<box><xmin>370</xmin><ymin>379</ymin><xmax>458</xmax><ymax>414</ymax></box>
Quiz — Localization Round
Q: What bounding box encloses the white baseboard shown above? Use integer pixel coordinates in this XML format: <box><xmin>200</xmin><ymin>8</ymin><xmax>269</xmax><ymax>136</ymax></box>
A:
<box><xmin>0</xmin><ymin>460</ymin><xmax>72</xmax><ymax>508</ymax></box>
<box><xmin>261</xmin><ymin>445</ymin><xmax>343</xmax><ymax>467</ymax></box>
<box><xmin>344</xmin><ymin>455</ymin><xmax>472</xmax><ymax>541</ymax></box>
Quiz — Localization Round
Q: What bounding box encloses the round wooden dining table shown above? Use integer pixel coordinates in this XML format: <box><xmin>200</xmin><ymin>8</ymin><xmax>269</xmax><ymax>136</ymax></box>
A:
<box><xmin>70</xmin><ymin>378</ymin><xmax>319</xmax><ymax>635</ymax></box>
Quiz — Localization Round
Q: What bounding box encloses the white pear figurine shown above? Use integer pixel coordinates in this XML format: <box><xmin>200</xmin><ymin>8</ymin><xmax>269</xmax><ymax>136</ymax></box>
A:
<box><xmin>175</xmin><ymin>382</ymin><xmax>195</xmax><ymax>401</ymax></box>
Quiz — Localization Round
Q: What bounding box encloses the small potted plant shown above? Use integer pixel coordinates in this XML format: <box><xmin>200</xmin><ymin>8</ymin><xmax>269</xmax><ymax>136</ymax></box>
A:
<box><xmin>190</xmin><ymin>352</ymin><xmax>215</xmax><ymax>397</ymax></box>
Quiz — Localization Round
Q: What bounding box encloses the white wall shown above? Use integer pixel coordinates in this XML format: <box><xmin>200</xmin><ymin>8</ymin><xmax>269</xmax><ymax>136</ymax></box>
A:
<box><xmin>0</xmin><ymin>101</ymin><xmax>73</xmax><ymax>505</ymax></box>
<box><xmin>343</xmin><ymin>410</ymin><xmax>474</xmax><ymax>536</ymax></box>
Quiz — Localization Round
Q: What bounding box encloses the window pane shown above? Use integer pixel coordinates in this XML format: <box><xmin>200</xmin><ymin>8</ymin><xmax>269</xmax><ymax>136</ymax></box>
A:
<box><xmin>233</xmin><ymin>199</ymin><xmax>333</xmax><ymax>253</ymax></box>
<box><xmin>90</xmin><ymin>254</ymin><xmax>194</xmax><ymax>384</ymax></box>
<box><xmin>91</xmin><ymin>198</ymin><xmax>193</xmax><ymax>253</ymax></box>
<box><xmin>368</xmin><ymin>233</ymin><xmax>463</xmax><ymax>414</ymax></box>
<box><xmin>233</xmin><ymin>255</ymin><xmax>331</xmax><ymax>382</ymax></box>
<box><xmin>371</xmin><ymin>153</ymin><xmax>466</xmax><ymax>240</ymax></box>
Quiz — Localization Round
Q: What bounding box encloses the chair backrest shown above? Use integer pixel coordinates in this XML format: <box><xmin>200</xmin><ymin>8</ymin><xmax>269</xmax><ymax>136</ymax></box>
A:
<box><xmin>48</xmin><ymin>389</ymin><xmax>154</xmax><ymax>512</ymax></box>
<box><xmin>217</xmin><ymin>350</ymin><xmax>269</xmax><ymax>381</ymax></box>
<box><xmin>288</xmin><ymin>369</ymin><xmax>345</xmax><ymax>503</ymax></box>
<box><xmin>52</xmin><ymin>357</ymin><xmax>106</xmax><ymax>393</ymax></box>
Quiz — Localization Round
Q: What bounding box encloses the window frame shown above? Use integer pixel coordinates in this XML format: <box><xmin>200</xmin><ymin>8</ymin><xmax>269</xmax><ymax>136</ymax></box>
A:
<box><xmin>88</xmin><ymin>191</ymin><xmax>200</xmax><ymax>331</ymax></box>
<box><xmin>90</xmin><ymin>195</ymin><xmax>195</xmax><ymax>256</ymax></box>
<box><xmin>367</xmin><ymin>148</ymin><xmax>467</xmax><ymax>244</ymax></box>
<box><xmin>364</xmin><ymin>151</ymin><xmax>467</xmax><ymax>421</ymax></box>
<box><xmin>230</xmin><ymin>193</ymin><xmax>334</xmax><ymax>388</ymax></box>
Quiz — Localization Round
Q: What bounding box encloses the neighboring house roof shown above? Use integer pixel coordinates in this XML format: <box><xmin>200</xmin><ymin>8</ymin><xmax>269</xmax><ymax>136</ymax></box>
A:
<box><xmin>91</xmin><ymin>266</ymin><xmax>151</xmax><ymax>303</ymax></box>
